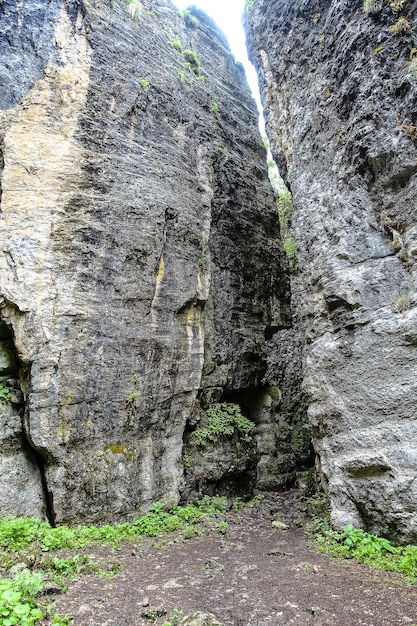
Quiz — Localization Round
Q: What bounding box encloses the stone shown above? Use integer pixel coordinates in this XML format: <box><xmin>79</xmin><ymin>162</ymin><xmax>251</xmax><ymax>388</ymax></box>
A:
<box><xmin>246</xmin><ymin>0</ymin><xmax>417</xmax><ymax>542</ymax></box>
<box><xmin>180</xmin><ymin>613</ymin><xmax>224</xmax><ymax>626</ymax></box>
<box><xmin>0</xmin><ymin>0</ymin><xmax>288</xmax><ymax>523</ymax></box>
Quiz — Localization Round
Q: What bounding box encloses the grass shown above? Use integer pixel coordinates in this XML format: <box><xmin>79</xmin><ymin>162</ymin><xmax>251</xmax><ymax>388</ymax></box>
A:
<box><xmin>306</xmin><ymin>496</ymin><xmax>417</xmax><ymax>585</ymax></box>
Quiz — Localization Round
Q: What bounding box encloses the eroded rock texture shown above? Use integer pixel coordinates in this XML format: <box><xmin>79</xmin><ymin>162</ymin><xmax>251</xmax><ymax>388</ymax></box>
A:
<box><xmin>247</xmin><ymin>0</ymin><xmax>417</xmax><ymax>542</ymax></box>
<box><xmin>0</xmin><ymin>0</ymin><xmax>288</xmax><ymax>523</ymax></box>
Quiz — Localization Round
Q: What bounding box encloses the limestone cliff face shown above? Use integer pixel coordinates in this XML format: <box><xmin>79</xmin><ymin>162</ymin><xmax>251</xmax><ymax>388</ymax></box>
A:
<box><xmin>0</xmin><ymin>0</ymin><xmax>288</xmax><ymax>523</ymax></box>
<box><xmin>247</xmin><ymin>0</ymin><xmax>417</xmax><ymax>541</ymax></box>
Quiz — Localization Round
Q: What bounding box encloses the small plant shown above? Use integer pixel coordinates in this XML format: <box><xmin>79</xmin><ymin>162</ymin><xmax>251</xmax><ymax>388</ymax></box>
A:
<box><xmin>183</xmin><ymin>49</ymin><xmax>201</xmax><ymax>76</ymax></box>
<box><xmin>52</xmin><ymin>615</ymin><xmax>73</xmax><ymax>625</ymax></box>
<box><xmin>169</xmin><ymin>38</ymin><xmax>182</xmax><ymax>51</ymax></box>
<box><xmin>283</xmin><ymin>237</ymin><xmax>299</xmax><ymax>275</ymax></box>
<box><xmin>310</xmin><ymin>521</ymin><xmax>417</xmax><ymax>583</ymax></box>
<box><xmin>363</xmin><ymin>0</ymin><xmax>382</xmax><ymax>12</ymax></box>
<box><xmin>179</xmin><ymin>9</ymin><xmax>199</xmax><ymax>28</ymax></box>
<box><xmin>245</xmin><ymin>0</ymin><xmax>255</xmax><ymax>9</ymax></box>
<box><xmin>313</xmin><ymin>12</ymin><xmax>321</xmax><ymax>23</ymax></box>
<box><xmin>106</xmin><ymin>442</ymin><xmax>134</xmax><ymax>459</ymax></box>
<box><xmin>0</xmin><ymin>569</ymin><xmax>44</xmax><ymax>626</ymax></box>
<box><xmin>364</xmin><ymin>0</ymin><xmax>405</xmax><ymax>11</ymax></box>
<box><xmin>189</xmin><ymin>403</ymin><xmax>255</xmax><ymax>447</ymax></box>
<box><xmin>123</xmin><ymin>0</ymin><xmax>142</xmax><ymax>19</ymax></box>
<box><xmin>402</xmin><ymin>123</ymin><xmax>417</xmax><ymax>139</ymax></box>
<box><xmin>162</xmin><ymin>608</ymin><xmax>183</xmax><ymax>626</ymax></box>
<box><xmin>389</xmin><ymin>16</ymin><xmax>411</xmax><ymax>35</ymax></box>
<box><xmin>210</xmin><ymin>99</ymin><xmax>220</xmax><ymax>120</ymax></box>
<box><xmin>176</xmin><ymin>70</ymin><xmax>187</xmax><ymax>84</ymax></box>
<box><xmin>0</xmin><ymin>382</ymin><xmax>11</xmax><ymax>403</ymax></box>
<box><xmin>393</xmin><ymin>292</ymin><xmax>413</xmax><ymax>312</ymax></box>
<box><xmin>125</xmin><ymin>391</ymin><xmax>140</xmax><ymax>406</ymax></box>
<box><xmin>138</xmin><ymin>77</ymin><xmax>150</xmax><ymax>88</ymax></box>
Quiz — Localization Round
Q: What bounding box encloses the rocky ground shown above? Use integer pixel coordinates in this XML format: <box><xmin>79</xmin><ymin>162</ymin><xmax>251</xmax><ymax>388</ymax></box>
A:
<box><xmin>44</xmin><ymin>491</ymin><xmax>417</xmax><ymax>626</ymax></box>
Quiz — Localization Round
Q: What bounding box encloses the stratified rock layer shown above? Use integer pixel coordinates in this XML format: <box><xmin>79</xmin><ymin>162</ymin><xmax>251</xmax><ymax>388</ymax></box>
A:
<box><xmin>0</xmin><ymin>0</ymin><xmax>288</xmax><ymax>523</ymax></box>
<box><xmin>247</xmin><ymin>0</ymin><xmax>417</xmax><ymax>541</ymax></box>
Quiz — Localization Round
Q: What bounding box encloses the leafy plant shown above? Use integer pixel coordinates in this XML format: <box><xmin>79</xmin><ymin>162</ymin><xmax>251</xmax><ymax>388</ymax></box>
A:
<box><xmin>169</xmin><ymin>38</ymin><xmax>183</xmax><ymax>51</ymax></box>
<box><xmin>389</xmin><ymin>16</ymin><xmax>411</xmax><ymax>35</ymax></box>
<box><xmin>179</xmin><ymin>9</ymin><xmax>199</xmax><ymax>28</ymax></box>
<box><xmin>125</xmin><ymin>391</ymin><xmax>139</xmax><ymax>406</ymax></box>
<box><xmin>51</xmin><ymin>615</ymin><xmax>73</xmax><ymax>626</ymax></box>
<box><xmin>283</xmin><ymin>237</ymin><xmax>299</xmax><ymax>275</ymax></box>
<box><xmin>183</xmin><ymin>49</ymin><xmax>201</xmax><ymax>77</ymax></box>
<box><xmin>162</xmin><ymin>608</ymin><xmax>183</xmax><ymax>626</ymax></box>
<box><xmin>210</xmin><ymin>99</ymin><xmax>220</xmax><ymax>120</ymax></box>
<box><xmin>138</xmin><ymin>77</ymin><xmax>150</xmax><ymax>88</ymax></box>
<box><xmin>0</xmin><ymin>382</ymin><xmax>11</xmax><ymax>403</ymax></box>
<box><xmin>307</xmin><ymin>514</ymin><xmax>417</xmax><ymax>584</ymax></box>
<box><xmin>189</xmin><ymin>403</ymin><xmax>255</xmax><ymax>447</ymax></box>
<box><xmin>0</xmin><ymin>569</ymin><xmax>44</xmax><ymax>626</ymax></box>
<box><xmin>176</xmin><ymin>70</ymin><xmax>187</xmax><ymax>84</ymax></box>
<box><xmin>363</xmin><ymin>0</ymin><xmax>405</xmax><ymax>12</ymax></box>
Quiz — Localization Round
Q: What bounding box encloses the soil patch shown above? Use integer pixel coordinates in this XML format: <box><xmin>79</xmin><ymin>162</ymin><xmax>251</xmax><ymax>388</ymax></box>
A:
<box><xmin>46</xmin><ymin>491</ymin><xmax>417</xmax><ymax>625</ymax></box>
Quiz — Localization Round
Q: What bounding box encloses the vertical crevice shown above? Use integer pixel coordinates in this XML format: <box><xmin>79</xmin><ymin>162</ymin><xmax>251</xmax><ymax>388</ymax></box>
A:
<box><xmin>29</xmin><ymin>447</ymin><xmax>56</xmax><ymax>527</ymax></box>
<box><xmin>0</xmin><ymin>314</ymin><xmax>56</xmax><ymax>525</ymax></box>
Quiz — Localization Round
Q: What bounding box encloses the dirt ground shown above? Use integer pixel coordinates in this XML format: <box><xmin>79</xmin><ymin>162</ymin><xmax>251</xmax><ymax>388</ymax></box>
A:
<box><xmin>46</xmin><ymin>491</ymin><xmax>417</xmax><ymax>626</ymax></box>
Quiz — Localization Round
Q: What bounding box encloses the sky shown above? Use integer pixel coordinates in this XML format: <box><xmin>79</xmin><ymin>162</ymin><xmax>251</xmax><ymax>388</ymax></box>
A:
<box><xmin>171</xmin><ymin>0</ymin><xmax>262</xmax><ymax>112</ymax></box>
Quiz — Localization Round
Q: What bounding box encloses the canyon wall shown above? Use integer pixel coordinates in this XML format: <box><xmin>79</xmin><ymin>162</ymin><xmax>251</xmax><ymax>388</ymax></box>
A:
<box><xmin>247</xmin><ymin>0</ymin><xmax>417</xmax><ymax>542</ymax></box>
<box><xmin>0</xmin><ymin>0</ymin><xmax>290</xmax><ymax>524</ymax></box>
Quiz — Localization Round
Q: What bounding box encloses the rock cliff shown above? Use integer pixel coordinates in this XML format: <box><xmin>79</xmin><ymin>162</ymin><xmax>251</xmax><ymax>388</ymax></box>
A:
<box><xmin>0</xmin><ymin>0</ymin><xmax>290</xmax><ymax>523</ymax></box>
<box><xmin>247</xmin><ymin>0</ymin><xmax>417</xmax><ymax>542</ymax></box>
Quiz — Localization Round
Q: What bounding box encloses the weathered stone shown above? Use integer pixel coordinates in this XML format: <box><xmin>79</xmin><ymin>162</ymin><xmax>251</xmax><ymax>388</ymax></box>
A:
<box><xmin>180</xmin><ymin>612</ymin><xmax>224</xmax><ymax>626</ymax></box>
<box><xmin>247</xmin><ymin>0</ymin><xmax>417</xmax><ymax>541</ymax></box>
<box><xmin>0</xmin><ymin>0</ymin><xmax>288</xmax><ymax>523</ymax></box>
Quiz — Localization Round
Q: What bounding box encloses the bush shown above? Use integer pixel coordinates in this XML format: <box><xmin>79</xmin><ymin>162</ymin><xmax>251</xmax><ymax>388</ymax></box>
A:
<box><xmin>189</xmin><ymin>403</ymin><xmax>255</xmax><ymax>447</ymax></box>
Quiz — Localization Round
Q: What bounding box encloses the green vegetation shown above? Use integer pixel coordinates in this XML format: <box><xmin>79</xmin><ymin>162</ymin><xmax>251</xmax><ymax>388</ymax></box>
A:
<box><xmin>389</xmin><ymin>16</ymin><xmax>411</xmax><ymax>34</ymax></box>
<box><xmin>0</xmin><ymin>498</ymin><xmax>230</xmax><ymax>624</ymax></box>
<box><xmin>125</xmin><ymin>391</ymin><xmax>140</xmax><ymax>406</ymax></box>
<box><xmin>283</xmin><ymin>237</ymin><xmax>299</xmax><ymax>275</ymax></box>
<box><xmin>138</xmin><ymin>77</ymin><xmax>150</xmax><ymax>88</ymax></box>
<box><xmin>0</xmin><ymin>569</ymin><xmax>43</xmax><ymax>626</ymax></box>
<box><xmin>176</xmin><ymin>70</ymin><xmax>188</xmax><ymax>84</ymax></box>
<box><xmin>169</xmin><ymin>38</ymin><xmax>183</xmax><ymax>51</ymax></box>
<box><xmin>188</xmin><ymin>403</ymin><xmax>255</xmax><ymax>447</ymax></box>
<box><xmin>210</xmin><ymin>99</ymin><xmax>220</xmax><ymax>120</ymax></box>
<box><xmin>309</xmin><ymin>517</ymin><xmax>417</xmax><ymax>584</ymax></box>
<box><xmin>363</xmin><ymin>0</ymin><xmax>405</xmax><ymax>13</ymax></box>
<box><xmin>0</xmin><ymin>382</ymin><xmax>11</xmax><ymax>403</ymax></box>
<box><xmin>394</xmin><ymin>292</ymin><xmax>413</xmax><ymax>312</ymax></box>
<box><xmin>162</xmin><ymin>608</ymin><xmax>183</xmax><ymax>626</ymax></box>
<box><xmin>183</xmin><ymin>49</ymin><xmax>201</xmax><ymax>77</ymax></box>
<box><xmin>178</xmin><ymin>9</ymin><xmax>199</xmax><ymax>28</ymax></box>
<box><xmin>244</xmin><ymin>0</ymin><xmax>255</xmax><ymax>9</ymax></box>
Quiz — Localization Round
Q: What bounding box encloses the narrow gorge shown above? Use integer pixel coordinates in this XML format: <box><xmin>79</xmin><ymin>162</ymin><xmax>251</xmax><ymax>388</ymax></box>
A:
<box><xmin>0</xmin><ymin>0</ymin><xmax>416</xmax><ymax>546</ymax></box>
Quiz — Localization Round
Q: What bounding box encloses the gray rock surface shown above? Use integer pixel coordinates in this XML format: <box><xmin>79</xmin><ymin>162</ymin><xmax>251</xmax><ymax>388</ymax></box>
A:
<box><xmin>247</xmin><ymin>0</ymin><xmax>417</xmax><ymax>542</ymax></box>
<box><xmin>0</xmin><ymin>0</ymin><xmax>288</xmax><ymax>523</ymax></box>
